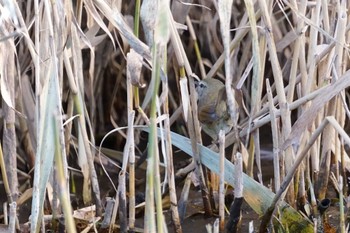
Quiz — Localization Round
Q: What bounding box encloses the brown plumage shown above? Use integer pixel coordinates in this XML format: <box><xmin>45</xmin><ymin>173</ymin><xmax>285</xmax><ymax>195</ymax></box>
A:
<box><xmin>195</xmin><ymin>78</ymin><xmax>233</xmax><ymax>141</ymax></box>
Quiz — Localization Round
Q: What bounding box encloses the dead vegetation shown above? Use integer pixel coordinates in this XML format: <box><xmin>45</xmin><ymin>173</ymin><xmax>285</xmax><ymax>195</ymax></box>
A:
<box><xmin>0</xmin><ymin>0</ymin><xmax>350</xmax><ymax>232</ymax></box>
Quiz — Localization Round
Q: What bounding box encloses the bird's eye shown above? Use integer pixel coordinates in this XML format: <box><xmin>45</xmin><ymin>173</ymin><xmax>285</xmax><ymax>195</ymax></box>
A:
<box><xmin>194</xmin><ymin>80</ymin><xmax>199</xmax><ymax>88</ymax></box>
<box><xmin>199</xmin><ymin>83</ymin><xmax>205</xmax><ymax>88</ymax></box>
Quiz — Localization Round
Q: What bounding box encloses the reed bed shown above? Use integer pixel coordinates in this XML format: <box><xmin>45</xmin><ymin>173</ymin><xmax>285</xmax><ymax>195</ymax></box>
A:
<box><xmin>0</xmin><ymin>0</ymin><xmax>350</xmax><ymax>232</ymax></box>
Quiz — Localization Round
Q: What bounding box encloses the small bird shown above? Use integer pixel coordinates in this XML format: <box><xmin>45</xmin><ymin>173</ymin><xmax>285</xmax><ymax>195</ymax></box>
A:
<box><xmin>195</xmin><ymin>78</ymin><xmax>233</xmax><ymax>141</ymax></box>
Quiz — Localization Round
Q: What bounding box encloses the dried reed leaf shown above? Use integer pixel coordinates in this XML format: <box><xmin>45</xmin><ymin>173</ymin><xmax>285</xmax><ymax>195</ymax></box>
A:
<box><xmin>31</xmin><ymin>54</ymin><xmax>62</xmax><ymax>233</ymax></box>
<box><xmin>140</xmin><ymin>0</ymin><xmax>158</xmax><ymax>46</ymax></box>
<box><xmin>171</xmin><ymin>0</ymin><xmax>193</xmax><ymax>24</ymax></box>
<box><xmin>94</xmin><ymin>0</ymin><xmax>151</xmax><ymax>60</ymax></box>
<box><xmin>84</xmin><ymin>0</ymin><xmax>115</xmax><ymax>48</ymax></box>
<box><xmin>21</xmin><ymin>75</ymin><xmax>36</xmax><ymax>148</ymax></box>
<box><xmin>154</xmin><ymin>0</ymin><xmax>170</xmax><ymax>46</ymax></box>
<box><xmin>0</xmin><ymin>23</ymin><xmax>17</xmax><ymax>111</ymax></box>
<box><xmin>83</xmin><ymin>23</ymin><xmax>107</xmax><ymax>48</ymax></box>
<box><xmin>0</xmin><ymin>53</ymin><xmax>15</xmax><ymax>110</ymax></box>
<box><xmin>127</xmin><ymin>49</ymin><xmax>145</xmax><ymax>88</ymax></box>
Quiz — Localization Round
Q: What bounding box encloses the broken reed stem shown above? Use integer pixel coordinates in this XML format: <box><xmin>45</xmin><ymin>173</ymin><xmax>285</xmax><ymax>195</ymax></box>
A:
<box><xmin>8</xmin><ymin>202</ymin><xmax>16</xmax><ymax>232</ymax></box>
<box><xmin>234</xmin><ymin>153</ymin><xmax>243</xmax><ymax>198</ymax></box>
<box><xmin>106</xmin><ymin>112</ymin><xmax>136</xmax><ymax>232</ymax></box>
<box><xmin>226</xmin><ymin>152</ymin><xmax>243</xmax><ymax>233</ymax></box>
<box><xmin>118</xmin><ymin>170</ymin><xmax>127</xmax><ymax>232</ymax></box>
<box><xmin>218</xmin><ymin>130</ymin><xmax>225</xmax><ymax>231</ymax></box>
<box><xmin>307</xmin><ymin>174</ymin><xmax>318</xmax><ymax>218</ymax></box>
<box><xmin>178</xmin><ymin>172</ymin><xmax>192</xmax><ymax>222</ymax></box>
<box><xmin>298</xmin><ymin>164</ymin><xmax>306</xmax><ymax>208</ymax></box>
<box><xmin>339</xmin><ymin>176</ymin><xmax>345</xmax><ymax>233</ymax></box>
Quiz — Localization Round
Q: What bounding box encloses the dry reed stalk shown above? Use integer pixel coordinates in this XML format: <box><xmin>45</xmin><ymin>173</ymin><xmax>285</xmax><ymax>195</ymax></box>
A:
<box><xmin>132</xmin><ymin>0</ymin><xmax>143</xmax><ymax>135</ymax></box>
<box><xmin>246</xmin><ymin>136</ymin><xmax>254</xmax><ymax>178</ymax></box>
<box><xmin>70</xmin><ymin>20</ymin><xmax>100</xmax><ymax>212</ymax></box>
<box><xmin>237</xmin><ymin>37</ymin><xmax>336</xmax><ymax>133</ymax></box>
<box><xmin>258</xmin><ymin>0</ymin><xmax>296</xmax><ymax>205</ymax></box>
<box><xmin>0</xmin><ymin>141</ymin><xmax>11</xmax><ymax>206</ymax></box>
<box><xmin>126</xmin><ymin>47</ymin><xmax>144</xmax><ymax>231</ymax></box>
<box><xmin>218</xmin><ymin>0</ymin><xmax>237</xmax><ymax>135</ymax></box>
<box><xmin>317</xmin><ymin>0</ymin><xmax>347</xmax><ymax>200</ymax></box>
<box><xmin>218</xmin><ymin>130</ymin><xmax>225</xmax><ymax>231</ymax></box>
<box><xmin>54</xmin><ymin>116</ymin><xmax>76</xmax><ymax>233</ymax></box>
<box><xmin>178</xmin><ymin>172</ymin><xmax>192</xmax><ymax>222</ymax></box>
<box><xmin>244</xmin><ymin>0</ymin><xmax>264</xmax><ymax>185</ymax></box>
<box><xmin>266</xmin><ymin>79</ymin><xmax>280</xmax><ymax>191</ymax></box>
<box><xmin>7</xmin><ymin>202</ymin><xmax>16</xmax><ymax>232</ymax></box>
<box><xmin>120</xmin><ymin>52</ymin><xmax>137</xmax><ymax>229</ymax></box>
<box><xmin>229</xmin><ymin>152</ymin><xmax>244</xmax><ymax>232</ymax></box>
<box><xmin>118</xmin><ymin>111</ymin><xmax>135</xmax><ymax>232</ymax></box>
<box><xmin>128</xmin><ymin>118</ymin><xmax>136</xmax><ymax>230</ymax></box>
<box><xmin>307</xmin><ymin>174</ymin><xmax>317</xmax><ymax>219</ymax></box>
<box><xmin>261</xmin><ymin>116</ymin><xmax>350</xmax><ymax>230</ymax></box>
<box><xmin>288</xmin><ymin>0</ymin><xmax>306</xmax><ymax>103</ymax></box>
<box><xmin>186</xmin><ymin>16</ymin><xmax>206</xmax><ymax>79</ymax></box>
<box><xmin>206</xmin><ymin>9</ymin><xmax>257</xmax><ymax>80</ymax></box>
<box><xmin>0</xmin><ymin>21</ymin><xmax>17</xmax><ymax>203</ymax></box>
<box><xmin>339</xmin><ymin>176</ymin><xmax>345</xmax><ymax>233</ymax></box>
<box><xmin>169</xmin><ymin>3</ymin><xmax>213</xmax><ymax>216</ymax></box>
<box><xmin>109</xmin><ymin>190</ymin><xmax>119</xmax><ymax>233</ymax></box>
<box><xmin>297</xmin><ymin>162</ymin><xmax>306</xmax><ymax>209</ymax></box>
<box><xmin>4</xmin><ymin>0</ymin><xmax>350</xmax><ymax>231</ymax></box>
<box><xmin>333</xmin><ymin>0</ymin><xmax>347</xmax><ymax>183</ymax></box>
<box><xmin>162</xmin><ymin>68</ymin><xmax>182</xmax><ymax>232</ymax></box>
<box><xmin>159</xmin><ymin>32</ymin><xmax>182</xmax><ymax>233</ymax></box>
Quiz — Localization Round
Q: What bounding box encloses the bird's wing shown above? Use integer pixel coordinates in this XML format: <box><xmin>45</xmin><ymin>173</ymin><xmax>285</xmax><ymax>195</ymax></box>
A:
<box><xmin>198</xmin><ymin>97</ymin><xmax>220</xmax><ymax>124</ymax></box>
<box><xmin>215</xmin><ymin>87</ymin><xmax>227</xmax><ymax>117</ymax></box>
